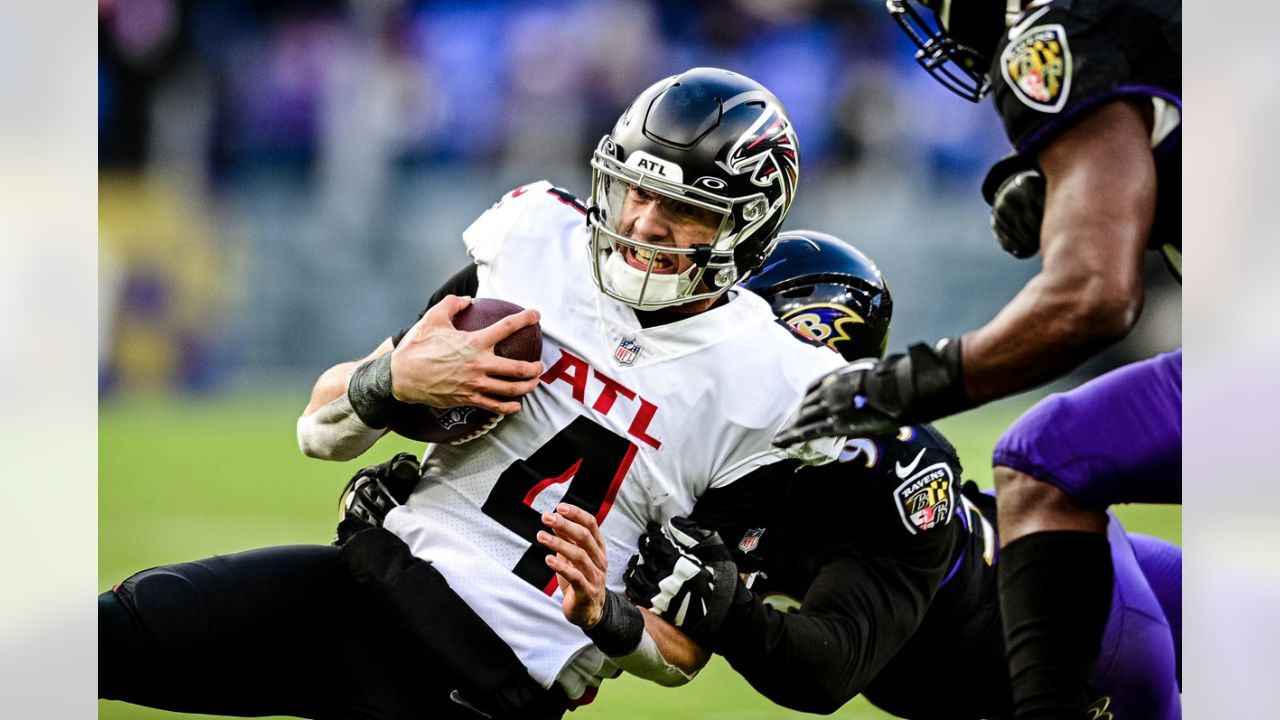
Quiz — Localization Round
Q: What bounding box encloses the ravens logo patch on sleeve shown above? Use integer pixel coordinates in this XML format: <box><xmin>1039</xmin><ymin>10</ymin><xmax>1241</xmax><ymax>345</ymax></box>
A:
<box><xmin>893</xmin><ymin>461</ymin><xmax>955</xmax><ymax>535</ymax></box>
<box><xmin>1000</xmin><ymin>23</ymin><xmax>1073</xmax><ymax>113</ymax></box>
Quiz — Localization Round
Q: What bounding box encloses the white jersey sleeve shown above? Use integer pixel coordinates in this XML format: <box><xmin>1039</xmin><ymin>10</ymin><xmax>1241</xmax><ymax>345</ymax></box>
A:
<box><xmin>462</xmin><ymin>181</ymin><xmax>556</xmax><ymax>272</ymax></box>
<box><xmin>688</xmin><ymin>291</ymin><xmax>847</xmax><ymax>491</ymax></box>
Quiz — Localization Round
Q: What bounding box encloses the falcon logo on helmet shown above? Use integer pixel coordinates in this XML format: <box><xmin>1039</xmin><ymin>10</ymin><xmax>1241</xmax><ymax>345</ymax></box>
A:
<box><xmin>724</xmin><ymin>105</ymin><xmax>798</xmax><ymax>211</ymax></box>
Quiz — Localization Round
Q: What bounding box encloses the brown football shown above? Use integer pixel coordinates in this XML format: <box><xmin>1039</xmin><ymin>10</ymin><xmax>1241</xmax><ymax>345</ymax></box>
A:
<box><xmin>454</xmin><ymin>298</ymin><xmax>543</xmax><ymax>363</ymax></box>
<box><xmin>390</xmin><ymin>298</ymin><xmax>543</xmax><ymax>445</ymax></box>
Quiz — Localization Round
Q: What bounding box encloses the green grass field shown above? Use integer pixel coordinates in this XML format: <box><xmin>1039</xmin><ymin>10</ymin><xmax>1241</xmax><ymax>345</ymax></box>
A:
<box><xmin>99</xmin><ymin>392</ymin><xmax>1180</xmax><ymax>719</ymax></box>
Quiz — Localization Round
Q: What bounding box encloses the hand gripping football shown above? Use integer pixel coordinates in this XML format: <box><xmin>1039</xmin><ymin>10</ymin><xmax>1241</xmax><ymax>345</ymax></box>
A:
<box><xmin>390</xmin><ymin>298</ymin><xmax>543</xmax><ymax>445</ymax></box>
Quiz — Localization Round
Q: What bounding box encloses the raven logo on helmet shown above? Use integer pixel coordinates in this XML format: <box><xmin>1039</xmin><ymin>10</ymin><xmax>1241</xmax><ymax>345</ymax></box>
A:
<box><xmin>781</xmin><ymin>303</ymin><xmax>868</xmax><ymax>356</ymax></box>
<box><xmin>723</xmin><ymin>104</ymin><xmax>799</xmax><ymax>213</ymax></box>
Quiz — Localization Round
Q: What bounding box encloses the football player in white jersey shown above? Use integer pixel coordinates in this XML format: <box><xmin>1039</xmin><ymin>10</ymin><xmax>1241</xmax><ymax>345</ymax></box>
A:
<box><xmin>100</xmin><ymin>68</ymin><xmax>845</xmax><ymax>719</ymax></box>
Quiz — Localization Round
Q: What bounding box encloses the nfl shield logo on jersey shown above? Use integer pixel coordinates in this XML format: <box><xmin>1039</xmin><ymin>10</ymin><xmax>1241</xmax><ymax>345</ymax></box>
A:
<box><xmin>614</xmin><ymin>337</ymin><xmax>642</xmax><ymax>366</ymax></box>
<box><xmin>738</xmin><ymin>528</ymin><xmax>765</xmax><ymax>553</ymax></box>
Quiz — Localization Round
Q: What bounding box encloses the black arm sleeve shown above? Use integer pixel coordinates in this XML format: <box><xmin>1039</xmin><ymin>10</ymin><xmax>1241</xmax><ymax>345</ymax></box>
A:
<box><xmin>389</xmin><ymin>264</ymin><xmax>479</xmax><ymax>347</ymax></box>
<box><xmin>712</xmin><ymin>537</ymin><xmax>954</xmax><ymax>714</ymax></box>
<box><xmin>690</xmin><ymin>434</ymin><xmax>963</xmax><ymax>715</ymax></box>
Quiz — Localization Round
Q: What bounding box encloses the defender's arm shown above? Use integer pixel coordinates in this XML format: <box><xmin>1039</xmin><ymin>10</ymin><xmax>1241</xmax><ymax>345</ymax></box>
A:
<box><xmin>960</xmin><ymin>99</ymin><xmax>1155</xmax><ymax>403</ymax></box>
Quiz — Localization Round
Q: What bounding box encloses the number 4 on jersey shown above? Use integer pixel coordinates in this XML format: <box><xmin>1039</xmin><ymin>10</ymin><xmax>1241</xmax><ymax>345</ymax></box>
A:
<box><xmin>482</xmin><ymin>417</ymin><xmax>638</xmax><ymax>594</ymax></box>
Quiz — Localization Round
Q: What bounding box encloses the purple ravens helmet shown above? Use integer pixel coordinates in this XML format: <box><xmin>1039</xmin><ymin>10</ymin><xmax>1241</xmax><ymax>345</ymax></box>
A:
<box><xmin>743</xmin><ymin>230</ymin><xmax>893</xmax><ymax>361</ymax></box>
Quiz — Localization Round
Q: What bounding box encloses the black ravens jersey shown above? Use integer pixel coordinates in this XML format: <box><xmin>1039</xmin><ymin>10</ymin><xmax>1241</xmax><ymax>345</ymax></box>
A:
<box><xmin>985</xmin><ymin>0</ymin><xmax>1182</xmax><ymax>279</ymax></box>
<box><xmin>688</xmin><ymin>425</ymin><xmax>1004</xmax><ymax>717</ymax></box>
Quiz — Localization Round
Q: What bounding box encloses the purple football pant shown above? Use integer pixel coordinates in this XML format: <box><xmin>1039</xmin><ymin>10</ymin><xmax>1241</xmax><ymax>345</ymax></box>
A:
<box><xmin>1097</xmin><ymin>520</ymin><xmax>1182</xmax><ymax>719</ymax></box>
<box><xmin>1128</xmin><ymin>532</ymin><xmax>1183</xmax><ymax>686</ymax></box>
<box><xmin>993</xmin><ymin>349</ymin><xmax>1182</xmax><ymax>509</ymax></box>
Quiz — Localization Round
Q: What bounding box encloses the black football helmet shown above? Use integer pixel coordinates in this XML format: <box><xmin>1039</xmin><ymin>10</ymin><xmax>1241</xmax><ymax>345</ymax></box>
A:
<box><xmin>743</xmin><ymin>230</ymin><xmax>893</xmax><ymax>361</ymax></box>
<box><xmin>887</xmin><ymin>0</ymin><xmax>1013</xmax><ymax>102</ymax></box>
<box><xmin>589</xmin><ymin>67</ymin><xmax>800</xmax><ymax>309</ymax></box>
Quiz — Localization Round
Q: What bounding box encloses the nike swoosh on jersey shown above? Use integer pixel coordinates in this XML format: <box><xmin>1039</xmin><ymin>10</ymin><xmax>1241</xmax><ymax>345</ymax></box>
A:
<box><xmin>1008</xmin><ymin>5</ymin><xmax>1052</xmax><ymax>40</ymax></box>
<box><xmin>895</xmin><ymin>448</ymin><xmax>928</xmax><ymax>479</ymax></box>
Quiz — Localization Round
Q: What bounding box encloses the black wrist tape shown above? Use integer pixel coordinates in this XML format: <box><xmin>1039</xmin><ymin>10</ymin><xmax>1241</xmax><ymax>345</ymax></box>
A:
<box><xmin>348</xmin><ymin>354</ymin><xmax>405</xmax><ymax>429</ymax></box>
<box><xmin>585</xmin><ymin>590</ymin><xmax>645</xmax><ymax>657</ymax></box>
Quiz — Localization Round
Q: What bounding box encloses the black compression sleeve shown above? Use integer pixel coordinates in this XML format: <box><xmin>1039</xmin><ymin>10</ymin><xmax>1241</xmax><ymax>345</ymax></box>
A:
<box><xmin>390</xmin><ymin>264</ymin><xmax>480</xmax><ymax>347</ymax></box>
<box><xmin>999</xmin><ymin>530</ymin><xmax>1113</xmax><ymax>720</ymax></box>
<box><xmin>713</xmin><ymin>536</ymin><xmax>956</xmax><ymax>714</ymax></box>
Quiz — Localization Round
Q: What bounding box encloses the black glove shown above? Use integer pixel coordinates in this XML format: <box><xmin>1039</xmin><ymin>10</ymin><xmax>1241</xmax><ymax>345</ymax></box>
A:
<box><xmin>624</xmin><ymin>517</ymin><xmax>741</xmax><ymax>645</ymax></box>
<box><xmin>989</xmin><ymin>168</ymin><xmax>1045</xmax><ymax>259</ymax></box>
<box><xmin>774</xmin><ymin>338</ymin><xmax>970</xmax><ymax>447</ymax></box>
<box><xmin>335</xmin><ymin>452</ymin><xmax>421</xmax><ymax>545</ymax></box>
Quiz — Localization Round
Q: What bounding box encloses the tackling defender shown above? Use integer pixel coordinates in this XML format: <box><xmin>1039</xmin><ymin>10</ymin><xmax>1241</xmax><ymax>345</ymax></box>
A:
<box><xmin>100</xmin><ymin>67</ymin><xmax>846</xmax><ymax>717</ymax></box>
<box><xmin>546</xmin><ymin>231</ymin><xmax>1181</xmax><ymax>719</ymax></box>
<box><xmin>775</xmin><ymin>2</ymin><xmax>1181</xmax><ymax>717</ymax></box>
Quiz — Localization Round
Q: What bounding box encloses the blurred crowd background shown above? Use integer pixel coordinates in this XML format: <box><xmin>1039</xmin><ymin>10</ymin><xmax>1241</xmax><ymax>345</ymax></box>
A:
<box><xmin>98</xmin><ymin>0</ymin><xmax>1180</xmax><ymax>395</ymax></box>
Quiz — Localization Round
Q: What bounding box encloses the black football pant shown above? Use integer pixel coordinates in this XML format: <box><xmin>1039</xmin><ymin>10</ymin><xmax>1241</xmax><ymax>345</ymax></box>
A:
<box><xmin>99</xmin><ymin>544</ymin><xmax>479</xmax><ymax>719</ymax></box>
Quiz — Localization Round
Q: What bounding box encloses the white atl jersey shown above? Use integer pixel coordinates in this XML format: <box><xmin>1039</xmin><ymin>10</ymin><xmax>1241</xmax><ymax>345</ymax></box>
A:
<box><xmin>385</xmin><ymin>181</ymin><xmax>845</xmax><ymax>700</ymax></box>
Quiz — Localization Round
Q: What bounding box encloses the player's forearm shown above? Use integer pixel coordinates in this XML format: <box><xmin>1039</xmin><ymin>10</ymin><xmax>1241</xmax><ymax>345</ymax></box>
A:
<box><xmin>605</xmin><ymin>614</ymin><xmax>706</xmax><ymax>687</ymax></box>
<box><xmin>583</xmin><ymin>591</ymin><xmax>705</xmax><ymax>687</ymax></box>
<box><xmin>639</xmin><ymin>607</ymin><xmax>709</xmax><ymax>677</ymax></box>
<box><xmin>959</xmin><ymin>268</ymin><xmax>1134</xmax><ymax>403</ymax></box>
<box><xmin>716</xmin><ymin>547</ymin><xmax>948</xmax><ymax>714</ymax></box>
<box><xmin>297</xmin><ymin>342</ymin><xmax>393</xmax><ymax>461</ymax></box>
<box><xmin>714</xmin><ymin>597</ymin><xmax>875</xmax><ymax>713</ymax></box>
<box><xmin>297</xmin><ymin>393</ymin><xmax>386</xmax><ymax>461</ymax></box>
<box><xmin>303</xmin><ymin>360</ymin><xmax>364</xmax><ymax>416</ymax></box>
<box><xmin>963</xmin><ymin>100</ymin><xmax>1152</xmax><ymax>405</ymax></box>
